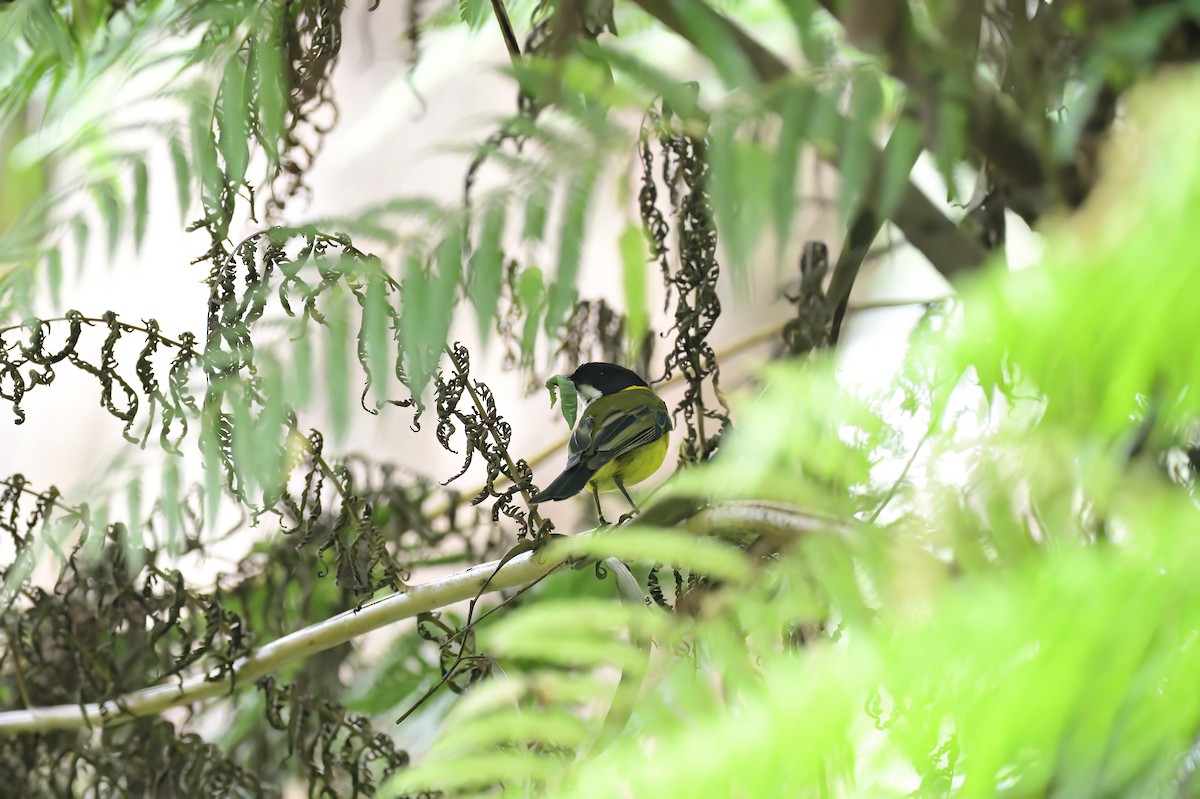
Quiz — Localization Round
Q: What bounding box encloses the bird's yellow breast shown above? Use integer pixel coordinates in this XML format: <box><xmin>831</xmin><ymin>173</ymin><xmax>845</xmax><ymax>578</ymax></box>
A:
<box><xmin>587</xmin><ymin>433</ymin><xmax>670</xmax><ymax>493</ymax></box>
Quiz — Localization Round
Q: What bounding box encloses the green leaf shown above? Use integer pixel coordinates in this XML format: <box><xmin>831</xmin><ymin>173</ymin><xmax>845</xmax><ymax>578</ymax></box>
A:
<box><xmin>877</xmin><ymin>114</ymin><xmax>922</xmax><ymax>220</ymax></box>
<box><xmin>936</xmin><ymin>100</ymin><xmax>969</xmax><ymax>203</ymax></box>
<box><xmin>252</xmin><ymin>32</ymin><xmax>287</xmax><ymax>166</ymax></box>
<box><xmin>93</xmin><ymin>179</ymin><xmax>122</xmax><ymax>259</ymax></box>
<box><xmin>522</xmin><ymin>183</ymin><xmax>549</xmax><ymax>241</ymax></box>
<box><xmin>458</xmin><ymin>0</ymin><xmax>489</xmax><ymax>28</ymax></box>
<box><xmin>44</xmin><ymin>246</ymin><xmax>62</xmax><ymax>307</ymax></box>
<box><xmin>219</xmin><ymin>54</ymin><xmax>250</xmax><ymax>187</ymax></box>
<box><xmin>400</xmin><ymin>253</ymin><xmax>431</xmax><ymax>393</ymax></box>
<box><xmin>229</xmin><ymin>383</ymin><xmax>254</xmax><ymax>498</ymax></box>
<box><xmin>550</xmin><ymin>528</ymin><xmax>753</xmax><ymax>582</ymax></box>
<box><xmin>481</xmin><ymin>598</ymin><xmax>664</xmax><ymax>667</ymax></box>
<box><xmin>545</xmin><ymin>172</ymin><xmax>594</xmax><ymax>335</ymax></box>
<box><xmin>293</xmin><ymin>326</ymin><xmax>313</xmax><ymax>409</ymax></box>
<box><xmin>201</xmin><ymin>404</ymin><xmax>223</xmax><ymax>533</ymax></box>
<box><xmin>517</xmin><ymin>266</ymin><xmax>545</xmax><ymax>365</ymax></box>
<box><xmin>780</xmin><ymin>0</ymin><xmax>828</xmax><ymax>65</ymax></box>
<box><xmin>840</xmin><ymin>69</ymin><xmax>884</xmax><ymax>222</ymax></box>
<box><xmin>326</xmin><ymin>287</ymin><xmax>352</xmax><ymax>439</ymax></box>
<box><xmin>161</xmin><ymin>457</ymin><xmax>182</xmax><ymax>556</ymax></box>
<box><xmin>189</xmin><ymin>86</ymin><xmax>223</xmax><ymax>214</ymax></box>
<box><xmin>81</xmin><ymin>502</ymin><xmax>107</xmax><ymax>563</ymax></box>
<box><xmin>545</xmin><ymin>374</ymin><xmax>578</xmax><ymax>428</ymax></box>
<box><xmin>72</xmin><ymin>215</ymin><xmax>89</xmax><ymax>276</ymax></box>
<box><xmin>710</xmin><ymin>123</ymin><xmax>770</xmax><ymax>273</ymax></box>
<box><xmin>618</xmin><ymin>223</ymin><xmax>649</xmax><ymax>360</ymax></box>
<box><xmin>362</xmin><ymin>272</ymin><xmax>392</xmax><ymax>409</ymax></box>
<box><xmin>676</xmin><ymin>3</ymin><xmax>755</xmax><ymax>88</ymax></box>
<box><xmin>169</xmin><ymin>134</ymin><xmax>191</xmax><ymax>222</ymax></box>
<box><xmin>132</xmin><ymin>158</ymin><xmax>149</xmax><ymax>251</ymax></box>
<box><xmin>709</xmin><ymin>119</ymin><xmax>739</xmax><ymax>268</ymax></box>
<box><xmin>401</xmin><ymin>225</ymin><xmax>463</xmax><ymax>394</ymax></box>
<box><xmin>771</xmin><ymin>85</ymin><xmax>811</xmax><ymax>266</ymax></box>
<box><xmin>433</xmin><ymin>708</ymin><xmax>590</xmax><ymax>757</ymax></box>
<box><xmin>124</xmin><ymin>476</ymin><xmax>144</xmax><ymax>577</ymax></box>
<box><xmin>469</xmin><ymin>202</ymin><xmax>506</xmax><ymax>348</ymax></box>
<box><xmin>254</xmin><ymin>358</ymin><xmax>287</xmax><ymax>498</ymax></box>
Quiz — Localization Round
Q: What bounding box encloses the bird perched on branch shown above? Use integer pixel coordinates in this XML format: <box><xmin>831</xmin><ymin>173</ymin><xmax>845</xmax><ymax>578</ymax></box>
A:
<box><xmin>530</xmin><ymin>362</ymin><xmax>671</xmax><ymax>525</ymax></box>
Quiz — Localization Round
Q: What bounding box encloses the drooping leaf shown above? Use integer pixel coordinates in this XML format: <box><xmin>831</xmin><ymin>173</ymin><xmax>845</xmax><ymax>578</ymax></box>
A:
<box><xmin>458</xmin><ymin>0</ymin><xmax>489</xmax><ymax>29</ymax></box>
<box><xmin>618</xmin><ymin>223</ymin><xmax>649</xmax><ymax>360</ymax></box>
<box><xmin>218</xmin><ymin>54</ymin><xmax>250</xmax><ymax>188</ymax></box>
<box><xmin>518</xmin><ymin>266</ymin><xmax>545</xmax><ymax>365</ymax></box>
<box><xmin>72</xmin><ymin>215</ymin><xmax>88</xmax><ymax>275</ymax></box>
<box><xmin>161</xmin><ymin>457</ymin><xmax>182</xmax><ymax>556</ymax></box>
<box><xmin>93</xmin><ymin>179</ymin><xmax>123</xmax><ymax>259</ymax></box>
<box><xmin>400</xmin><ymin>224</ymin><xmax>463</xmax><ymax>393</ymax></box>
<box><xmin>132</xmin><ymin>157</ymin><xmax>149</xmax><ymax>251</ymax></box>
<box><xmin>545</xmin><ymin>171</ymin><xmax>594</xmax><ymax>336</ymax></box>
<box><xmin>840</xmin><ymin>69</ymin><xmax>884</xmax><ymax>222</ymax></box>
<box><xmin>770</xmin><ymin>84</ymin><xmax>811</xmax><ymax>266</ymax></box>
<box><xmin>362</xmin><ymin>272</ymin><xmax>392</xmax><ymax>409</ymax></box>
<box><xmin>710</xmin><ymin>121</ymin><xmax>770</xmax><ymax>273</ymax></box>
<box><xmin>325</xmin><ymin>285</ymin><xmax>352</xmax><ymax>439</ymax></box>
<box><xmin>189</xmin><ymin>85</ymin><xmax>224</xmax><ymax>214</ymax></box>
<box><xmin>44</xmin><ymin>246</ymin><xmax>62</xmax><ymax>306</ymax></box>
<box><xmin>169</xmin><ymin>133</ymin><xmax>191</xmax><ymax>221</ymax></box>
<box><xmin>123</xmin><ymin>475</ymin><xmax>144</xmax><ymax>577</ymax></box>
<box><xmin>877</xmin><ymin>113</ymin><xmax>922</xmax><ymax>220</ymax></box>
<box><xmin>254</xmin><ymin>357</ymin><xmax>287</xmax><ymax>498</ymax></box>
<box><xmin>545</xmin><ymin>374</ymin><xmax>578</xmax><ymax>428</ymax></box>
<box><xmin>292</xmin><ymin>325</ymin><xmax>313</xmax><ymax>409</ymax></box>
<box><xmin>522</xmin><ymin>183</ymin><xmax>549</xmax><ymax>241</ymax></box>
<box><xmin>252</xmin><ymin>30</ymin><xmax>287</xmax><ymax>166</ymax></box>
<box><xmin>469</xmin><ymin>202</ymin><xmax>506</xmax><ymax>348</ymax></box>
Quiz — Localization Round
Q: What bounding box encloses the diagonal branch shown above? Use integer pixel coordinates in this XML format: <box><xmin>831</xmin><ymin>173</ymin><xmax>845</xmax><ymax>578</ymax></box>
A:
<box><xmin>0</xmin><ymin>549</ymin><xmax>569</xmax><ymax>735</ymax></box>
<box><xmin>488</xmin><ymin>0</ymin><xmax>522</xmax><ymax>63</ymax></box>
<box><xmin>0</xmin><ymin>501</ymin><xmax>858</xmax><ymax>736</ymax></box>
<box><xmin>826</xmin><ymin>108</ymin><xmax>924</xmax><ymax>343</ymax></box>
<box><xmin>626</xmin><ymin>0</ymin><xmax>988</xmax><ymax>278</ymax></box>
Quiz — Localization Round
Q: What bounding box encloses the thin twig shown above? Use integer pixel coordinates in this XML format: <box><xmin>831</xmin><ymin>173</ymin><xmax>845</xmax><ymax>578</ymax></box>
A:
<box><xmin>867</xmin><ymin>430</ymin><xmax>932</xmax><ymax>524</ymax></box>
<box><xmin>488</xmin><ymin>0</ymin><xmax>522</xmax><ymax>63</ymax></box>
<box><xmin>0</xmin><ymin>316</ymin><xmax>190</xmax><ymax>349</ymax></box>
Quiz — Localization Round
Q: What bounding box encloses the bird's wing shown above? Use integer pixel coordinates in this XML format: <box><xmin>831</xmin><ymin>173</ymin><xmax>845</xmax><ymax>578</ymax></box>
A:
<box><xmin>579</xmin><ymin>398</ymin><xmax>670</xmax><ymax>472</ymax></box>
<box><xmin>565</xmin><ymin>414</ymin><xmax>595</xmax><ymax>468</ymax></box>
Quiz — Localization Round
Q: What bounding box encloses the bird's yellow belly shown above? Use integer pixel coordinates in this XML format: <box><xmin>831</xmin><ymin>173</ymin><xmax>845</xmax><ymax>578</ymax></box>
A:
<box><xmin>588</xmin><ymin>434</ymin><xmax>669</xmax><ymax>493</ymax></box>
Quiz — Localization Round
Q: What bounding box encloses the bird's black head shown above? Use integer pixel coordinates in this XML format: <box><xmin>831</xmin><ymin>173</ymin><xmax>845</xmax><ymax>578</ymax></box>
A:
<box><xmin>569</xmin><ymin>362</ymin><xmax>649</xmax><ymax>396</ymax></box>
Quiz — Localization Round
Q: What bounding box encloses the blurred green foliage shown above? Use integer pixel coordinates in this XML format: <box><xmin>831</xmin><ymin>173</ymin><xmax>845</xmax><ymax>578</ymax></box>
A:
<box><xmin>4</xmin><ymin>0</ymin><xmax>1200</xmax><ymax>797</ymax></box>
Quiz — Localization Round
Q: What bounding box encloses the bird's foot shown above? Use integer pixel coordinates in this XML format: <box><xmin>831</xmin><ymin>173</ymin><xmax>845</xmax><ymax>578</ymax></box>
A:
<box><xmin>617</xmin><ymin>510</ymin><xmax>638</xmax><ymax>525</ymax></box>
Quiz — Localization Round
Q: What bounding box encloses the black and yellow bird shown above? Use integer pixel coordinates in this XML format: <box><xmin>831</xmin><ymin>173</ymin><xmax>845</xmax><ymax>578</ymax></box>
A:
<box><xmin>530</xmin><ymin>362</ymin><xmax>671</xmax><ymax>525</ymax></box>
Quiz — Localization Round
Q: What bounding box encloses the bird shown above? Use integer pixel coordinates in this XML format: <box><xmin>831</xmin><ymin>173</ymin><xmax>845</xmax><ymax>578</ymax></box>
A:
<box><xmin>530</xmin><ymin>362</ymin><xmax>671</xmax><ymax>525</ymax></box>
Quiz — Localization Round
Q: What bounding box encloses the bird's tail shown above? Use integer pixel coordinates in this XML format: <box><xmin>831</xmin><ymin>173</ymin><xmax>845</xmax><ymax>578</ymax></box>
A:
<box><xmin>530</xmin><ymin>464</ymin><xmax>593</xmax><ymax>504</ymax></box>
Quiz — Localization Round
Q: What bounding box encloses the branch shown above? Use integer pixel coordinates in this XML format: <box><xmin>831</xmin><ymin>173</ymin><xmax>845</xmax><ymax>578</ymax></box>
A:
<box><xmin>488</xmin><ymin>0</ymin><xmax>522</xmax><ymax>63</ymax></box>
<box><xmin>627</xmin><ymin>0</ymin><xmax>988</xmax><ymax>278</ymax></box>
<box><xmin>826</xmin><ymin>111</ymin><xmax>924</xmax><ymax>343</ymax></box>
<box><xmin>686</xmin><ymin>501</ymin><xmax>859</xmax><ymax>540</ymax></box>
<box><xmin>0</xmin><ymin>497</ymin><xmax>864</xmax><ymax>735</ymax></box>
<box><xmin>0</xmin><ymin>548</ymin><xmax>568</xmax><ymax>735</ymax></box>
<box><xmin>821</xmin><ymin>0</ymin><xmax>1082</xmax><ymax>221</ymax></box>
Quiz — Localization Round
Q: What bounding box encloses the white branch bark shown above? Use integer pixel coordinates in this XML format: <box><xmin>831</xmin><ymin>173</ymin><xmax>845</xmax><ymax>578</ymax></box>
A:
<box><xmin>0</xmin><ymin>547</ymin><xmax>566</xmax><ymax>735</ymax></box>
